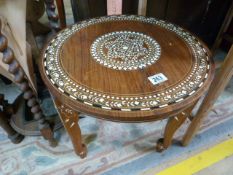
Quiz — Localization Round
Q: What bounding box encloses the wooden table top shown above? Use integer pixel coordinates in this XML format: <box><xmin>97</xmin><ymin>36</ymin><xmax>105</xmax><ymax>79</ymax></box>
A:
<box><xmin>40</xmin><ymin>15</ymin><xmax>214</xmax><ymax>122</ymax></box>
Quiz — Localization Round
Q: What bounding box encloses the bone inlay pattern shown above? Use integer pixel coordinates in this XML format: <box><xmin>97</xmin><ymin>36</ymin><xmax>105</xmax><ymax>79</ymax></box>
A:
<box><xmin>43</xmin><ymin>15</ymin><xmax>210</xmax><ymax>111</ymax></box>
<box><xmin>91</xmin><ymin>31</ymin><xmax>161</xmax><ymax>70</ymax></box>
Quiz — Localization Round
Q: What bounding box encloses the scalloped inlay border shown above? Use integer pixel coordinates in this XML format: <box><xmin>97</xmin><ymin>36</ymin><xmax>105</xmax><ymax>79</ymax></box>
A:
<box><xmin>43</xmin><ymin>15</ymin><xmax>210</xmax><ymax>111</ymax></box>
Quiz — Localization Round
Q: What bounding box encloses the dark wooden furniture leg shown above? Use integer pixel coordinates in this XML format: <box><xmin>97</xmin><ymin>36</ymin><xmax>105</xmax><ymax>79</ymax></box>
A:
<box><xmin>182</xmin><ymin>45</ymin><xmax>233</xmax><ymax>146</ymax></box>
<box><xmin>0</xmin><ymin>111</ymin><xmax>24</xmax><ymax>143</ymax></box>
<box><xmin>0</xmin><ymin>94</ymin><xmax>24</xmax><ymax>143</ymax></box>
<box><xmin>54</xmin><ymin>99</ymin><xmax>87</xmax><ymax>158</ymax></box>
<box><xmin>156</xmin><ymin>104</ymin><xmax>195</xmax><ymax>152</ymax></box>
<box><xmin>0</xmin><ymin>20</ymin><xmax>57</xmax><ymax>147</ymax></box>
<box><xmin>55</xmin><ymin>0</ymin><xmax>66</xmax><ymax>29</ymax></box>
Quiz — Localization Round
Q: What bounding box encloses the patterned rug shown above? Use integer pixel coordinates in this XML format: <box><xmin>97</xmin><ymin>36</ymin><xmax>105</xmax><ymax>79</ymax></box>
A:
<box><xmin>0</xmin><ymin>79</ymin><xmax>233</xmax><ymax>175</ymax></box>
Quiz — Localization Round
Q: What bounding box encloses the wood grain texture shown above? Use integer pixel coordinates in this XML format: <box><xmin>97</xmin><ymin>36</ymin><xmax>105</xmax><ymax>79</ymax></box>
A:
<box><xmin>156</xmin><ymin>102</ymin><xmax>197</xmax><ymax>152</ymax></box>
<box><xmin>40</xmin><ymin>16</ymin><xmax>214</xmax><ymax>122</ymax></box>
<box><xmin>182</xmin><ymin>45</ymin><xmax>233</xmax><ymax>146</ymax></box>
<box><xmin>60</xmin><ymin>21</ymin><xmax>192</xmax><ymax>95</ymax></box>
<box><xmin>0</xmin><ymin>20</ymin><xmax>56</xmax><ymax>147</ymax></box>
<box><xmin>55</xmin><ymin>0</ymin><xmax>66</xmax><ymax>29</ymax></box>
<box><xmin>39</xmin><ymin>16</ymin><xmax>214</xmax><ymax>157</ymax></box>
<box><xmin>54</xmin><ymin>98</ymin><xmax>87</xmax><ymax>158</ymax></box>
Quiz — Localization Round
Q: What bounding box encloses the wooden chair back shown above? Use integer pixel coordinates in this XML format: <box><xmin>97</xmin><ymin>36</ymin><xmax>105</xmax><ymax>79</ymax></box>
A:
<box><xmin>71</xmin><ymin>0</ymin><xmax>147</xmax><ymax>20</ymax></box>
<box><xmin>54</xmin><ymin>0</ymin><xmax>147</xmax><ymax>28</ymax></box>
<box><xmin>44</xmin><ymin>0</ymin><xmax>232</xmax><ymax>47</ymax></box>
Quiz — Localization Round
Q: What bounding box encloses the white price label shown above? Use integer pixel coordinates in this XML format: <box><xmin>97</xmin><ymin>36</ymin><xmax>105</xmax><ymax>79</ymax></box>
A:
<box><xmin>148</xmin><ymin>73</ymin><xmax>168</xmax><ymax>85</ymax></box>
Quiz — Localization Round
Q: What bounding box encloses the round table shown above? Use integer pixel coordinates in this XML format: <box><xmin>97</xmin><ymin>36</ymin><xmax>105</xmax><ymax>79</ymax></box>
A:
<box><xmin>39</xmin><ymin>15</ymin><xmax>214</xmax><ymax>158</ymax></box>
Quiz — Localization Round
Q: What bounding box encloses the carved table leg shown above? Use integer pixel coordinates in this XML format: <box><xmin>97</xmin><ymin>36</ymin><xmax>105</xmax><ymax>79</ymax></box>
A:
<box><xmin>156</xmin><ymin>104</ymin><xmax>196</xmax><ymax>152</ymax></box>
<box><xmin>0</xmin><ymin>20</ymin><xmax>56</xmax><ymax>147</ymax></box>
<box><xmin>0</xmin><ymin>94</ymin><xmax>24</xmax><ymax>143</ymax></box>
<box><xmin>54</xmin><ymin>99</ymin><xmax>87</xmax><ymax>158</ymax></box>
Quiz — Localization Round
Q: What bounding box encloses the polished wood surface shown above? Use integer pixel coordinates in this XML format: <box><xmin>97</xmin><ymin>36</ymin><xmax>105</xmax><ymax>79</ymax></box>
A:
<box><xmin>156</xmin><ymin>101</ymin><xmax>196</xmax><ymax>151</ymax></box>
<box><xmin>39</xmin><ymin>16</ymin><xmax>214</xmax><ymax>158</ymax></box>
<box><xmin>40</xmin><ymin>16</ymin><xmax>214</xmax><ymax>122</ymax></box>
<box><xmin>54</xmin><ymin>98</ymin><xmax>87</xmax><ymax>158</ymax></box>
<box><xmin>61</xmin><ymin>21</ymin><xmax>192</xmax><ymax>95</ymax></box>
<box><xmin>182</xmin><ymin>45</ymin><xmax>233</xmax><ymax>146</ymax></box>
<box><xmin>0</xmin><ymin>20</ymin><xmax>56</xmax><ymax>147</ymax></box>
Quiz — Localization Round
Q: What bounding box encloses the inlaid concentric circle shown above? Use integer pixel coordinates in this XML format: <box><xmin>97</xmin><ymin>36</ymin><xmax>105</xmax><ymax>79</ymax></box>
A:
<box><xmin>43</xmin><ymin>15</ymin><xmax>212</xmax><ymax>112</ymax></box>
<box><xmin>90</xmin><ymin>31</ymin><xmax>161</xmax><ymax>70</ymax></box>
